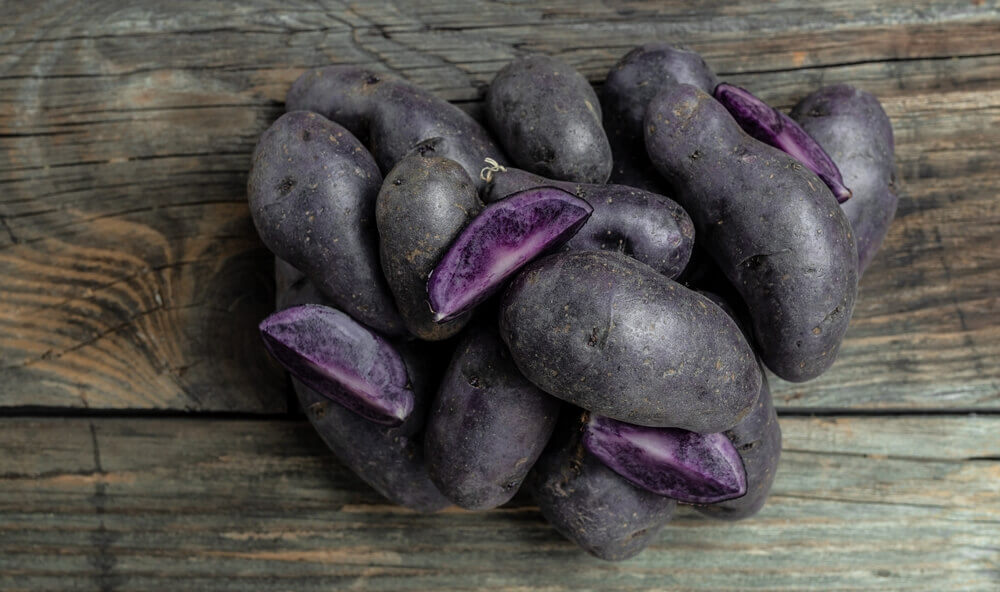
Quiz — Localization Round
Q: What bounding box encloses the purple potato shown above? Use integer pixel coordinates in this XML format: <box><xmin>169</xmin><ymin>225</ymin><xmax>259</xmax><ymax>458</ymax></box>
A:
<box><xmin>376</xmin><ymin>145</ymin><xmax>483</xmax><ymax>340</ymax></box>
<box><xmin>529</xmin><ymin>410</ymin><xmax>677</xmax><ymax>561</ymax></box>
<box><xmin>427</xmin><ymin>187</ymin><xmax>593</xmax><ymax>323</ymax></box>
<box><xmin>697</xmin><ymin>373</ymin><xmax>781</xmax><ymax>520</ymax></box>
<box><xmin>425</xmin><ymin>322</ymin><xmax>560</xmax><ymax>510</ymax></box>
<box><xmin>248</xmin><ymin>111</ymin><xmax>404</xmax><ymax>335</ymax></box>
<box><xmin>294</xmin><ymin>354</ymin><xmax>450</xmax><ymax>512</ymax></box>
<box><xmin>483</xmin><ymin>166</ymin><xmax>695</xmax><ymax>278</ymax></box>
<box><xmin>691</xmin><ymin>290</ymin><xmax>783</xmax><ymax>519</ymax></box>
<box><xmin>500</xmin><ymin>250</ymin><xmax>760</xmax><ymax>432</ymax></box>
<box><xmin>603</xmin><ymin>44</ymin><xmax>718</xmax><ymax>191</ymax></box>
<box><xmin>260</xmin><ymin>304</ymin><xmax>414</xmax><ymax>425</ymax></box>
<box><xmin>286</xmin><ymin>66</ymin><xmax>507</xmax><ymax>190</ymax></box>
<box><xmin>486</xmin><ymin>55</ymin><xmax>612</xmax><ymax>183</ymax></box>
<box><xmin>285</xmin><ymin>66</ymin><xmax>376</xmax><ymax>138</ymax></box>
<box><xmin>714</xmin><ymin>83</ymin><xmax>851</xmax><ymax>203</ymax></box>
<box><xmin>791</xmin><ymin>84</ymin><xmax>898</xmax><ymax>274</ymax></box>
<box><xmin>275</xmin><ymin>269</ymin><xmax>450</xmax><ymax>512</ymax></box>
<box><xmin>583</xmin><ymin>415</ymin><xmax>746</xmax><ymax>504</ymax></box>
<box><xmin>645</xmin><ymin>84</ymin><xmax>858</xmax><ymax>383</ymax></box>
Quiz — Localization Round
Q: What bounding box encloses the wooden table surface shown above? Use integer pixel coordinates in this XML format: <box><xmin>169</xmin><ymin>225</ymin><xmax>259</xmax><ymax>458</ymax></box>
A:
<box><xmin>1</xmin><ymin>1</ymin><xmax>998</xmax><ymax>590</ymax></box>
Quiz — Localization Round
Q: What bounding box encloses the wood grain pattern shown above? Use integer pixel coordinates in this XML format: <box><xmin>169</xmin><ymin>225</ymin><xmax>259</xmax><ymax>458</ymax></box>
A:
<box><xmin>0</xmin><ymin>416</ymin><xmax>996</xmax><ymax>591</ymax></box>
<box><xmin>1</xmin><ymin>0</ymin><xmax>998</xmax><ymax>410</ymax></box>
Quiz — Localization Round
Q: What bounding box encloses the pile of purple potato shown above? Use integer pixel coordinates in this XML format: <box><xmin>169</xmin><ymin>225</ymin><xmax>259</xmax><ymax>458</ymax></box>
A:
<box><xmin>248</xmin><ymin>44</ymin><xmax>898</xmax><ymax>561</ymax></box>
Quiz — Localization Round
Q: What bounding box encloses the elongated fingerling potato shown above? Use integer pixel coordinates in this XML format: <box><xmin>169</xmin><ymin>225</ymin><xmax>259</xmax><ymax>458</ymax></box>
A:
<box><xmin>791</xmin><ymin>84</ymin><xmax>898</xmax><ymax>274</ymax></box>
<box><xmin>377</xmin><ymin>146</ymin><xmax>483</xmax><ymax>340</ymax></box>
<box><xmin>274</xmin><ymin>264</ymin><xmax>450</xmax><ymax>512</ymax></box>
<box><xmin>603</xmin><ymin>44</ymin><xmax>718</xmax><ymax>191</ymax></box>
<box><xmin>287</xmin><ymin>66</ymin><xmax>507</xmax><ymax>189</ymax></box>
<box><xmin>645</xmin><ymin>84</ymin><xmax>858</xmax><ymax>382</ymax></box>
<box><xmin>500</xmin><ymin>250</ymin><xmax>760</xmax><ymax>432</ymax></box>
<box><xmin>697</xmin><ymin>373</ymin><xmax>781</xmax><ymax>520</ymax></box>
<box><xmin>294</xmin><ymin>360</ymin><xmax>450</xmax><ymax>513</ymax></box>
<box><xmin>248</xmin><ymin>111</ymin><xmax>405</xmax><ymax>335</ymax></box>
<box><xmin>425</xmin><ymin>322</ymin><xmax>560</xmax><ymax>510</ymax></box>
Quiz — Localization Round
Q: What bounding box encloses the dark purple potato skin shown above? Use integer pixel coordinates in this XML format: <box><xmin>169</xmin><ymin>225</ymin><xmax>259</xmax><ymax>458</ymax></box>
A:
<box><xmin>260</xmin><ymin>304</ymin><xmax>414</xmax><ymax>425</ymax></box>
<box><xmin>678</xmin><ymin>245</ymin><xmax>743</xmax><ymax>306</ymax></box>
<box><xmin>425</xmin><ymin>323</ymin><xmax>560</xmax><ymax>510</ymax></box>
<box><xmin>714</xmin><ymin>83</ymin><xmax>851</xmax><ymax>203</ymax></box>
<box><xmin>285</xmin><ymin>66</ymin><xmax>378</xmax><ymax>139</ymax></box>
<box><xmin>583</xmin><ymin>416</ymin><xmax>747</xmax><ymax>504</ymax></box>
<box><xmin>791</xmin><ymin>84</ymin><xmax>898</xmax><ymax>275</ymax></box>
<box><xmin>486</xmin><ymin>55</ymin><xmax>612</xmax><ymax>184</ymax></box>
<box><xmin>294</xmin><ymin>367</ymin><xmax>449</xmax><ymax>513</ymax></box>
<box><xmin>692</xmin><ymin>291</ymin><xmax>782</xmax><ymax>519</ymax></box>
<box><xmin>275</xmin><ymin>258</ymin><xmax>312</xmax><ymax>310</ymax></box>
<box><xmin>603</xmin><ymin>44</ymin><xmax>718</xmax><ymax>192</ymax></box>
<box><xmin>484</xmin><ymin>167</ymin><xmax>695</xmax><ymax>278</ymax></box>
<box><xmin>428</xmin><ymin>186</ymin><xmax>592</xmax><ymax>322</ymax></box>
<box><xmin>645</xmin><ymin>84</ymin><xmax>858</xmax><ymax>383</ymax></box>
<box><xmin>248</xmin><ymin>111</ymin><xmax>405</xmax><ymax>335</ymax></box>
<box><xmin>275</xmin><ymin>271</ymin><xmax>450</xmax><ymax>512</ymax></box>
<box><xmin>276</xmin><ymin>258</ymin><xmax>326</xmax><ymax>312</ymax></box>
<box><xmin>528</xmin><ymin>411</ymin><xmax>677</xmax><ymax>561</ymax></box>
<box><xmin>500</xmin><ymin>250</ymin><xmax>760</xmax><ymax>432</ymax></box>
<box><xmin>286</xmin><ymin>65</ymin><xmax>507</xmax><ymax>189</ymax></box>
<box><xmin>697</xmin><ymin>373</ymin><xmax>781</xmax><ymax>520</ymax></box>
<box><xmin>376</xmin><ymin>149</ymin><xmax>483</xmax><ymax>340</ymax></box>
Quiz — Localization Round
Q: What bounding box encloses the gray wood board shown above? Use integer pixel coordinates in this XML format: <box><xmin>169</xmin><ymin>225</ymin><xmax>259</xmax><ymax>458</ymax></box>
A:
<box><xmin>0</xmin><ymin>415</ymin><xmax>997</xmax><ymax>591</ymax></box>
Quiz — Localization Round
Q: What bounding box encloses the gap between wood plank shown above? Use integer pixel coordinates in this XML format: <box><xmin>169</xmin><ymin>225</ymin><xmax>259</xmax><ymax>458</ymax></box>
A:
<box><xmin>1</xmin><ymin>48</ymin><xmax>997</xmax><ymax>89</ymax></box>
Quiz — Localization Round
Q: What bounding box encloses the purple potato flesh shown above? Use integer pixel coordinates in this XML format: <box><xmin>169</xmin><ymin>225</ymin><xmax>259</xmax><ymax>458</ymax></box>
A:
<box><xmin>428</xmin><ymin>187</ymin><xmax>592</xmax><ymax>323</ymax></box>
<box><xmin>484</xmin><ymin>166</ymin><xmax>695</xmax><ymax>279</ymax></box>
<box><xmin>583</xmin><ymin>415</ymin><xmax>746</xmax><ymax>504</ymax></box>
<box><xmin>714</xmin><ymin>83</ymin><xmax>851</xmax><ymax>203</ymax></box>
<box><xmin>259</xmin><ymin>304</ymin><xmax>414</xmax><ymax>425</ymax></box>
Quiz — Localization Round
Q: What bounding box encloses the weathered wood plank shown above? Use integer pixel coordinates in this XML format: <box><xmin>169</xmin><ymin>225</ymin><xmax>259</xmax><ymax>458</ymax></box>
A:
<box><xmin>2</xmin><ymin>0</ymin><xmax>998</xmax><ymax>102</ymax></box>
<box><xmin>0</xmin><ymin>416</ymin><xmax>996</xmax><ymax>591</ymax></box>
<box><xmin>1</xmin><ymin>1</ymin><xmax>998</xmax><ymax>410</ymax></box>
